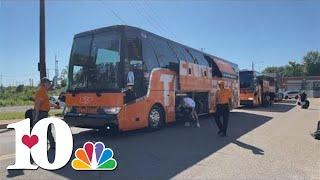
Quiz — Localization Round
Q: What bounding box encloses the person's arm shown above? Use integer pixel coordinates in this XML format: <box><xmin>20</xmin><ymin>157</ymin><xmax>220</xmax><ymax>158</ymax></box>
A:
<box><xmin>34</xmin><ymin>99</ymin><xmax>42</xmax><ymax>122</ymax></box>
<box><xmin>228</xmin><ymin>90</ymin><xmax>233</xmax><ymax>110</ymax></box>
<box><xmin>50</xmin><ymin>102</ymin><xmax>60</xmax><ymax>109</ymax></box>
<box><xmin>192</xmin><ymin>109</ymin><xmax>199</xmax><ymax>123</ymax></box>
<box><xmin>215</xmin><ymin>91</ymin><xmax>219</xmax><ymax>105</ymax></box>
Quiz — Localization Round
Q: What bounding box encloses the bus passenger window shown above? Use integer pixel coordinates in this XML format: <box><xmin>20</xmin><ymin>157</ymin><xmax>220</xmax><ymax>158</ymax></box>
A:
<box><xmin>126</xmin><ymin>38</ymin><xmax>148</xmax><ymax>98</ymax></box>
<box><xmin>189</xmin><ymin>49</ymin><xmax>209</xmax><ymax>66</ymax></box>
<box><xmin>149</xmin><ymin>36</ymin><xmax>178</xmax><ymax>68</ymax></box>
<box><xmin>142</xmin><ymin>38</ymin><xmax>159</xmax><ymax>72</ymax></box>
<box><xmin>127</xmin><ymin>38</ymin><xmax>142</xmax><ymax>61</ymax></box>
<box><xmin>185</xmin><ymin>48</ymin><xmax>198</xmax><ymax>64</ymax></box>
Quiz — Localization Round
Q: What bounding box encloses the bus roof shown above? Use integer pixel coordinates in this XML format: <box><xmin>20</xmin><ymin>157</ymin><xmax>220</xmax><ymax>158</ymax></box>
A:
<box><xmin>74</xmin><ymin>25</ymin><xmax>238</xmax><ymax>72</ymax></box>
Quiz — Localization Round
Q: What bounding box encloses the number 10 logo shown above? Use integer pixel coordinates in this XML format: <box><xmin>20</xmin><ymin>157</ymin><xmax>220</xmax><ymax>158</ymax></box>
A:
<box><xmin>7</xmin><ymin>118</ymin><xmax>73</xmax><ymax>170</ymax></box>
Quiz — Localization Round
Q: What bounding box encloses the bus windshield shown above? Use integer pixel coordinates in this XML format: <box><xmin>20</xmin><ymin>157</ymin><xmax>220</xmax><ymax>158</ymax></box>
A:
<box><xmin>68</xmin><ymin>32</ymin><xmax>122</xmax><ymax>92</ymax></box>
<box><xmin>240</xmin><ymin>71</ymin><xmax>254</xmax><ymax>90</ymax></box>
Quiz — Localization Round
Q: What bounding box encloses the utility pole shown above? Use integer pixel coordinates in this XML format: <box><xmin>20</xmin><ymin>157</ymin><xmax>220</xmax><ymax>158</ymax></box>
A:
<box><xmin>38</xmin><ymin>0</ymin><xmax>47</xmax><ymax>79</ymax></box>
<box><xmin>55</xmin><ymin>54</ymin><xmax>59</xmax><ymax>78</ymax></box>
<box><xmin>252</xmin><ymin>61</ymin><xmax>254</xmax><ymax>71</ymax></box>
<box><xmin>54</xmin><ymin>54</ymin><xmax>59</xmax><ymax>86</ymax></box>
<box><xmin>46</xmin><ymin>68</ymin><xmax>50</xmax><ymax>79</ymax></box>
<box><xmin>252</xmin><ymin>61</ymin><xmax>264</xmax><ymax>72</ymax></box>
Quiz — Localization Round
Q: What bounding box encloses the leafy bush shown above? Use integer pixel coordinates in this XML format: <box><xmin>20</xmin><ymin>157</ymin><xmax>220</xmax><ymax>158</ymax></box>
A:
<box><xmin>16</xmin><ymin>85</ymin><xmax>24</xmax><ymax>93</ymax></box>
<box><xmin>0</xmin><ymin>86</ymin><xmax>62</xmax><ymax>107</ymax></box>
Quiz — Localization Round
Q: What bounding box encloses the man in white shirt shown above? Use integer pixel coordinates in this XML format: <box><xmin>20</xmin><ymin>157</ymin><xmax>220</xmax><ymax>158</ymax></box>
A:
<box><xmin>181</xmin><ymin>97</ymin><xmax>200</xmax><ymax>128</ymax></box>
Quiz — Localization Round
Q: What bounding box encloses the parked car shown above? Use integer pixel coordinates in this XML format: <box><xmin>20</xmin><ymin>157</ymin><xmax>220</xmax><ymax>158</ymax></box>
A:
<box><xmin>275</xmin><ymin>92</ymin><xmax>284</xmax><ymax>102</ymax></box>
<box><xmin>49</xmin><ymin>96</ymin><xmax>65</xmax><ymax>109</ymax></box>
<box><xmin>284</xmin><ymin>90</ymin><xmax>300</xmax><ymax>99</ymax></box>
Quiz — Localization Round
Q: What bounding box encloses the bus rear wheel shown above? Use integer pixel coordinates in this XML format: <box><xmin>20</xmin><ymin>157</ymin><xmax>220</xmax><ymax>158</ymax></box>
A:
<box><xmin>148</xmin><ymin>105</ymin><xmax>164</xmax><ymax>131</ymax></box>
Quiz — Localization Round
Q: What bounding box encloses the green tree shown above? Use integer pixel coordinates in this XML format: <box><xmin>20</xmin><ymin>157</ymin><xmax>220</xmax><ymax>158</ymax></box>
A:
<box><xmin>284</xmin><ymin>61</ymin><xmax>304</xmax><ymax>77</ymax></box>
<box><xmin>303</xmin><ymin>51</ymin><xmax>320</xmax><ymax>76</ymax></box>
<box><xmin>262</xmin><ymin>66</ymin><xmax>285</xmax><ymax>74</ymax></box>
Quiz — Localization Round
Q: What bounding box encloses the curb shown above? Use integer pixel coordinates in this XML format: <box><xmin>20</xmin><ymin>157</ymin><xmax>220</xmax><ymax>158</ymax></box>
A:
<box><xmin>0</xmin><ymin>124</ymin><xmax>8</xmax><ymax>129</ymax></box>
<box><xmin>0</xmin><ymin>120</ymin><xmax>20</xmax><ymax>129</ymax></box>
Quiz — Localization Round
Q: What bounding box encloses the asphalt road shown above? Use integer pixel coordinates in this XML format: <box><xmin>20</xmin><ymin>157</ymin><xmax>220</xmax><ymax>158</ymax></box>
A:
<box><xmin>0</xmin><ymin>106</ymin><xmax>33</xmax><ymax>113</ymax></box>
<box><xmin>0</xmin><ymin>99</ymin><xmax>319</xmax><ymax>179</ymax></box>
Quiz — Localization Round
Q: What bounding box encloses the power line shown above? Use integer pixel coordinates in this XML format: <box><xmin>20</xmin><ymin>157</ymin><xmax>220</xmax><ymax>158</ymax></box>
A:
<box><xmin>128</xmin><ymin>1</ymin><xmax>145</xmax><ymax>28</ymax></box>
<box><xmin>99</xmin><ymin>0</ymin><xmax>127</xmax><ymax>25</ymax></box>
<box><xmin>135</xmin><ymin>0</ymin><xmax>168</xmax><ymax>36</ymax></box>
<box><xmin>143</xmin><ymin>0</ymin><xmax>177</xmax><ymax>39</ymax></box>
<box><xmin>129</xmin><ymin>0</ymin><xmax>163</xmax><ymax>35</ymax></box>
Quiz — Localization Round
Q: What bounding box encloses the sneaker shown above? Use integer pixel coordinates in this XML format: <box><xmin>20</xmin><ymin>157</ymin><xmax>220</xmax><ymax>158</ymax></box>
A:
<box><xmin>196</xmin><ymin>123</ymin><xmax>200</xmax><ymax>128</ymax></box>
<box><xmin>184</xmin><ymin>122</ymin><xmax>190</xmax><ymax>127</ymax></box>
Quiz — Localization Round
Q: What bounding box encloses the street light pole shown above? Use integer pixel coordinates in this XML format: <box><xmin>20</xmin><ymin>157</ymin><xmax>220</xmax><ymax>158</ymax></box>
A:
<box><xmin>252</xmin><ymin>61</ymin><xmax>264</xmax><ymax>72</ymax></box>
<box><xmin>38</xmin><ymin>0</ymin><xmax>46</xmax><ymax>79</ymax></box>
<box><xmin>252</xmin><ymin>61</ymin><xmax>254</xmax><ymax>71</ymax></box>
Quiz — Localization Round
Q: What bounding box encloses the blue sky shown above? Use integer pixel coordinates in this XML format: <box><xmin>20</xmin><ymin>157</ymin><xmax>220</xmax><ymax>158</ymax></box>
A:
<box><xmin>0</xmin><ymin>0</ymin><xmax>319</xmax><ymax>86</ymax></box>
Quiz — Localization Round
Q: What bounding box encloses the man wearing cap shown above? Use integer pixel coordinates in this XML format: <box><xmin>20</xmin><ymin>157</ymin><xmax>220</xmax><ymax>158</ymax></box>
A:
<box><xmin>33</xmin><ymin>77</ymin><xmax>58</xmax><ymax>149</ymax></box>
<box><xmin>215</xmin><ymin>80</ymin><xmax>232</xmax><ymax>137</ymax></box>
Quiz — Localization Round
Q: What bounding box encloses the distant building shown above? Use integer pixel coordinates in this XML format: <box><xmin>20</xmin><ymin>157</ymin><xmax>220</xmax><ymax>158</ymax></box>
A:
<box><xmin>282</xmin><ymin>76</ymin><xmax>320</xmax><ymax>98</ymax></box>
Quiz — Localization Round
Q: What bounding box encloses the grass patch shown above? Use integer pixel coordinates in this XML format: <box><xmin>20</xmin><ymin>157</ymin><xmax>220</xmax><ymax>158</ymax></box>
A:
<box><xmin>0</xmin><ymin>86</ymin><xmax>64</xmax><ymax>107</ymax></box>
<box><xmin>0</xmin><ymin>109</ymin><xmax>63</xmax><ymax>120</ymax></box>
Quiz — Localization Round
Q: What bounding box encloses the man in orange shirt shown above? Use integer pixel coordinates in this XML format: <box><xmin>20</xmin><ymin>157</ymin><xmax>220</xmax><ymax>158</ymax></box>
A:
<box><xmin>215</xmin><ymin>80</ymin><xmax>232</xmax><ymax>137</ymax></box>
<box><xmin>33</xmin><ymin>77</ymin><xmax>58</xmax><ymax>149</ymax></box>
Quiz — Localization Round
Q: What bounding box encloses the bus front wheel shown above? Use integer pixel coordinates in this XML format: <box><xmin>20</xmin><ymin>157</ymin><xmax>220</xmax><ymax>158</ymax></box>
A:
<box><xmin>148</xmin><ymin>105</ymin><xmax>164</xmax><ymax>131</ymax></box>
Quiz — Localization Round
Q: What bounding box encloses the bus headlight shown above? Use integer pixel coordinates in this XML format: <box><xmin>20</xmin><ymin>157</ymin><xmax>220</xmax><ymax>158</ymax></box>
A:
<box><xmin>103</xmin><ymin>107</ymin><xmax>121</xmax><ymax>114</ymax></box>
<box><xmin>248</xmin><ymin>97</ymin><xmax>254</xmax><ymax>100</ymax></box>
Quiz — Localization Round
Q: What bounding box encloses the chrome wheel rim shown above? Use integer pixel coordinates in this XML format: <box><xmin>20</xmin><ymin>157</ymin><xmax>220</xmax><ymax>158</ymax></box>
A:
<box><xmin>149</xmin><ymin>109</ymin><xmax>161</xmax><ymax>127</ymax></box>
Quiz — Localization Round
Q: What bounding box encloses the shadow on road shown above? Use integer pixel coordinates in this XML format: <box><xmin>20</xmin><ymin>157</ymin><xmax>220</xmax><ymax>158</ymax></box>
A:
<box><xmin>6</xmin><ymin>111</ymin><xmax>272</xmax><ymax>179</ymax></box>
<box><xmin>232</xmin><ymin>140</ymin><xmax>264</xmax><ymax>155</ymax></box>
<box><xmin>239</xmin><ymin>101</ymin><xmax>296</xmax><ymax>113</ymax></box>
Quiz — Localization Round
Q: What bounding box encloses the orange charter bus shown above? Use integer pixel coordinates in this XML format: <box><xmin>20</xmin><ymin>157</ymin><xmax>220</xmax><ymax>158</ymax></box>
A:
<box><xmin>64</xmin><ymin>25</ymin><xmax>239</xmax><ymax>132</ymax></box>
<box><xmin>239</xmin><ymin>70</ymin><xmax>275</xmax><ymax>107</ymax></box>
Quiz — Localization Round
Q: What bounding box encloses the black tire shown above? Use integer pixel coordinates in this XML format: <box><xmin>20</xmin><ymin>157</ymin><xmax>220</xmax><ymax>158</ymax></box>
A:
<box><xmin>285</xmin><ymin>96</ymin><xmax>288</xmax><ymax>99</ymax></box>
<box><xmin>295</xmin><ymin>95</ymin><xmax>299</xmax><ymax>99</ymax></box>
<box><xmin>148</xmin><ymin>105</ymin><xmax>164</xmax><ymax>131</ymax></box>
<box><xmin>249</xmin><ymin>101</ymin><xmax>254</xmax><ymax>108</ymax></box>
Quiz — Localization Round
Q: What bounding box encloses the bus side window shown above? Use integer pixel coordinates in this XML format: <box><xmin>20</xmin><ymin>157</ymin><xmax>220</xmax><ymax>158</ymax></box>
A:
<box><xmin>204</xmin><ymin>55</ymin><xmax>222</xmax><ymax>77</ymax></box>
<box><xmin>170</xmin><ymin>44</ymin><xmax>194</xmax><ymax>63</ymax></box>
<box><xmin>185</xmin><ymin>48</ymin><xmax>198</xmax><ymax>64</ymax></box>
<box><xmin>149</xmin><ymin>36</ymin><xmax>178</xmax><ymax>68</ymax></box>
<box><xmin>126</xmin><ymin>37</ymin><xmax>148</xmax><ymax>98</ymax></box>
<box><xmin>142</xmin><ymin>37</ymin><xmax>159</xmax><ymax>72</ymax></box>
<box><xmin>167</xmin><ymin>42</ymin><xmax>186</xmax><ymax>62</ymax></box>
<box><xmin>189</xmin><ymin>49</ymin><xmax>209</xmax><ymax>66</ymax></box>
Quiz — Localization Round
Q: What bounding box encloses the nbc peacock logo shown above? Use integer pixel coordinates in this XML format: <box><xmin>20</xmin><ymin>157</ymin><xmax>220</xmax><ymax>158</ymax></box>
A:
<box><xmin>71</xmin><ymin>141</ymin><xmax>117</xmax><ymax>170</ymax></box>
